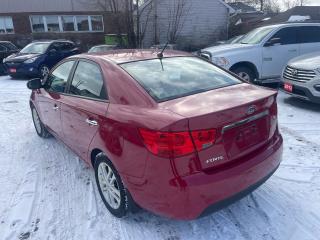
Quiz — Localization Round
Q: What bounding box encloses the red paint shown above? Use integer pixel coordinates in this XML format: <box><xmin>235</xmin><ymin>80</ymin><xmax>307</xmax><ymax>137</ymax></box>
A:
<box><xmin>30</xmin><ymin>50</ymin><xmax>283</xmax><ymax>220</ymax></box>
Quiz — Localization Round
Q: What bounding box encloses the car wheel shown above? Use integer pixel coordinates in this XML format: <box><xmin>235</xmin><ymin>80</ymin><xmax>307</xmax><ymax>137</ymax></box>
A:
<box><xmin>31</xmin><ymin>105</ymin><xmax>51</xmax><ymax>138</ymax></box>
<box><xmin>39</xmin><ymin>65</ymin><xmax>50</xmax><ymax>78</ymax></box>
<box><xmin>232</xmin><ymin>66</ymin><xmax>256</xmax><ymax>83</ymax></box>
<box><xmin>94</xmin><ymin>153</ymin><xmax>129</xmax><ymax>218</ymax></box>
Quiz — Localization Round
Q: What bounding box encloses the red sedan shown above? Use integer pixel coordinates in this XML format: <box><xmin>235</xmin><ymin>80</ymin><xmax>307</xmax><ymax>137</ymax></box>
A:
<box><xmin>27</xmin><ymin>50</ymin><xmax>283</xmax><ymax>220</ymax></box>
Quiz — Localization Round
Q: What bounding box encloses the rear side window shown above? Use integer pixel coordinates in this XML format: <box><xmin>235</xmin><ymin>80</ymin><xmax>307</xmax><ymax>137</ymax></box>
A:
<box><xmin>121</xmin><ymin>57</ymin><xmax>241</xmax><ymax>102</ymax></box>
<box><xmin>48</xmin><ymin>61</ymin><xmax>75</xmax><ymax>93</ymax></box>
<box><xmin>299</xmin><ymin>26</ymin><xmax>320</xmax><ymax>43</ymax></box>
<box><xmin>69</xmin><ymin>61</ymin><xmax>107</xmax><ymax>100</ymax></box>
<box><xmin>0</xmin><ymin>44</ymin><xmax>7</xmax><ymax>52</ymax></box>
<box><xmin>269</xmin><ymin>27</ymin><xmax>298</xmax><ymax>45</ymax></box>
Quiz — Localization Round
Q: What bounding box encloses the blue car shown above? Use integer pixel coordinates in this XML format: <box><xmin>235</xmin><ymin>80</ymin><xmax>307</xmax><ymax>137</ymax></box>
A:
<box><xmin>3</xmin><ymin>40</ymin><xmax>80</xmax><ymax>78</ymax></box>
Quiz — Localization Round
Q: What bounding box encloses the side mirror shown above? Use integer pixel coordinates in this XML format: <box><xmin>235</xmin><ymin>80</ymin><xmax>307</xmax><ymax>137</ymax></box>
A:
<box><xmin>265</xmin><ymin>38</ymin><xmax>281</xmax><ymax>47</ymax></box>
<box><xmin>27</xmin><ymin>78</ymin><xmax>42</xmax><ymax>90</ymax></box>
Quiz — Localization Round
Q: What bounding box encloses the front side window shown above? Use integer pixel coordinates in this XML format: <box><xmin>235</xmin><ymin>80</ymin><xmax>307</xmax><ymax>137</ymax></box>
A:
<box><xmin>269</xmin><ymin>27</ymin><xmax>298</xmax><ymax>45</ymax></box>
<box><xmin>2</xmin><ymin>42</ymin><xmax>17</xmax><ymax>50</ymax></box>
<box><xmin>121</xmin><ymin>57</ymin><xmax>241</xmax><ymax>102</ymax></box>
<box><xmin>299</xmin><ymin>26</ymin><xmax>320</xmax><ymax>43</ymax></box>
<box><xmin>47</xmin><ymin>61</ymin><xmax>75</xmax><ymax>93</ymax></box>
<box><xmin>30</xmin><ymin>16</ymin><xmax>45</xmax><ymax>32</ymax></box>
<box><xmin>240</xmin><ymin>26</ymin><xmax>276</xmax><ymax>44</ymax></box>
<box><xmin>0</xmin><ymin>44</ymin><xmax>7</xmax><ymax>52</ymax></box>
<box><xmin>69</xmin><ymin>61</ymin><xmax>106</xmax><ymax>100</ymax></box>
<box><xmin>0</xmin><ymin>17</ymin><xmax>14</xmax><ymax>34</ymax></box>
<box><xmin>20</xmin><ymin>42</ymin><xmax>51</xmax><ymax>54</ymax></box>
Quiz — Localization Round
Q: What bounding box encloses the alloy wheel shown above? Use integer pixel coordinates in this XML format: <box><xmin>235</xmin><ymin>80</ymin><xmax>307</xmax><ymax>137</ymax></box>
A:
<box><xmin>237</xmin><ymin>72</ymin><xmax>251</xmax><ymax>81</ymax></box>
<box><xmin>40</xmin><ymin>66</ymin><xmax>50</xmax><ymax>77</ymax></box>
<box><xmin>97</xmin><ymin>162</ymin><xmax>121</xmax><ymax>209</ymax></box>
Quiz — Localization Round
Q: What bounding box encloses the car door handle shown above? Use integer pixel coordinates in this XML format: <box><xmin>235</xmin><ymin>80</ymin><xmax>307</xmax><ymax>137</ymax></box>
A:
<box><xmin>86</xmin><ymin>119</ymin><xmax>98</xmax><ymax>126</ymax></box>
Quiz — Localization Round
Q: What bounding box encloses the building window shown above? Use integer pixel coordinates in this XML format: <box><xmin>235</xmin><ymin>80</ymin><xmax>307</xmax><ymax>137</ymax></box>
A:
<box><xmin>61</xmin><ymin>16</ymin><xmax>75</xmax><ymax>31</ymax></box>
<box><xmin>91</xmin><ymin>16</ymin><xmax>104</xmax><ymax>31</ymax></box>
<box><xmin>0</xmin><ymin>17</ymin><xmax>14</xmax><ymax>34</ymax></box>
<box><xmin>75</xmin><ymin>16</ymin><xmax>89</xmax><ymax>31</ymax></box>
<box><xmin>46</xmin><ymin>16</ymin><xmax>60</xmax><ymax>32</ymax></box>
<box><xmin>30</xmin><ymin>16</ymin><xmax>45</xmax><ymax>32</ymax></box>
<box><xmin>30</xmin><ymin>15</ymin><xmax>104</xmax><ymax>33</ymax></box>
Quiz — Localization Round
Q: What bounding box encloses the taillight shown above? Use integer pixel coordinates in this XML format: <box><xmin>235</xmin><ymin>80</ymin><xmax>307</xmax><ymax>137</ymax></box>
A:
<box><xmin>139</xmin><ymin>129</ymin><xmax>194</xmax><ymax>158</ymax></box>
<box><xmin>139</xmin><ymin>128</ymin><xmax>216</xmax><ymax>158</ymax></box>
<box><xmin>191</xmin><ymin>129</ymin><xmax>216</xmax><ymax>151</ymax></box>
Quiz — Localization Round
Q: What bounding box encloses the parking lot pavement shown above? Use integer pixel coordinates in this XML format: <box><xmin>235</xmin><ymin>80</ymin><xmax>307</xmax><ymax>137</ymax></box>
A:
<box><xmin>0</xmin><ymin>76</ymin><xmax>319</xmax><ymax>240</ymax></box>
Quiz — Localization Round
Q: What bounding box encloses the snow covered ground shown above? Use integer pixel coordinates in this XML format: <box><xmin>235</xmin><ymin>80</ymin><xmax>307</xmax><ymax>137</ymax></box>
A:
<box><xmin>0</xmin><ymin>75</ymin><xmax>319</xmax><ymax>240</ymax></box>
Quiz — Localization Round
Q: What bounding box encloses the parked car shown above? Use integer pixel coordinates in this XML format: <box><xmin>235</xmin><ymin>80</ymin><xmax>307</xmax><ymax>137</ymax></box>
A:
<box><xmin>0</xmin><ymin>41</ymin><xmax>19</xmax><ymax>75</ymax></box>
<box><xmin>3</xmin><ymin>40</ymin><xmax>80</xmax><ymax>78</ymax></box>
<box><xmin>199</xmin><ymin>23</ymin><xmax>320</xmax><ymax>84</ymax></box>
<box><xmin>88</xmin><ymin>45</ymin><xmax>119</xmax><ymax>53</ymax></box>
<box><xmin>282</xmin><ymin>52</ymin><xmax>320</xmax><ymax>103</ymax></box>
<box><xmin>214</xmin><ymin>35</ymin><xmax>244</xmax><ymax>46</ymax></box>
<box><xmin>27</xmin><ymin>50</ymin><xmax>283</xmax><ymax>220</ymax></box>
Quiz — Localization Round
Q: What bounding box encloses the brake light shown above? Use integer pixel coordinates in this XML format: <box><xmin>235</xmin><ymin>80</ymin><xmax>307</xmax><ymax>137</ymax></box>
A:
<box><xmin>139</xmin><ymin>129</ymin><xmax>194</xmax><ymax>158</ymax></box>
<box><xmin>139</xmin><ymin>128</ymin><xmax>216</xmax><ymax>158</ymax></box>
<box><xmin>191</xmin><ymin>129</ymin><xmax>216</xmax><ymax>151</ymax></box>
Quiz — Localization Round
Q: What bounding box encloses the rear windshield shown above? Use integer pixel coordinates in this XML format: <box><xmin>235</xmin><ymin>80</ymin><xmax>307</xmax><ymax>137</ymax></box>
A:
<box><xmin>121</xmin><ymin>57</ymin><xmax>241</xmax><ymax>102</ymax></box>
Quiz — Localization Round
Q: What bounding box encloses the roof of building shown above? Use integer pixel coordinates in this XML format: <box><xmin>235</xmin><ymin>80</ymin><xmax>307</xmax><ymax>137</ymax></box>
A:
<box><xmin>83</xmin><ymin>49</ymin><xmax>193</xmax><ymax>64</ymax></box>
<box><xmin>228</xmin><ymin>2</ymin><xmax>257</xmax><ymax>13</ymax></box>
<box><xmin>262</xmin><ymin>6</ymin><xmax>320</xmax><ymax>25</ymax></box>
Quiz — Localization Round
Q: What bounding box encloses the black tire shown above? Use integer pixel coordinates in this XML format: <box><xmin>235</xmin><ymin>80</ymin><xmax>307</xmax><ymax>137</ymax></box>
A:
<box><xmin>94</xmin><ymin>153</ymin><xmax>130</xmax><ymax>218</ymax></box>
<box><xmin>31</xmin><ymin>105</ymin><xmax>52</xmax><ymax>138</ymax></box>
<box><xmin>232</xmin><ymin>66</ymin><xmax>256</xmax><ymax>83</ymax></box>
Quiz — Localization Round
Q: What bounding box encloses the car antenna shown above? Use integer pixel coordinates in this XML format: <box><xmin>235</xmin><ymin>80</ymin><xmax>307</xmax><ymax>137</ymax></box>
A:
<box><xmin>157</xmin><ymin>42</ymin><xmax>169</xmax><ymax>71</ymax></box>
<box><xmin>157</xmin><ymin>42</ymin><xmax>169</xmax><ymax>59</ymax></box>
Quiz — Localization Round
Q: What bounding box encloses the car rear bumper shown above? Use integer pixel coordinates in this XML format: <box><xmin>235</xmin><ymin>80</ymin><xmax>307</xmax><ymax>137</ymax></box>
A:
<box><xmin>126</xmin><ymin>133</ymin><xmax>283</xmax><ymax>220</ymax></box>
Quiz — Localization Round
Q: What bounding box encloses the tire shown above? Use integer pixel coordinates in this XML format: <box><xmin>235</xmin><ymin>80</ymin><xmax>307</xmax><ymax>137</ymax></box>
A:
<box><xmin>94</xmin><ymin>153</ymin><xmax>130</xmax><ymax>218</ymax></box>
<box><xmin>232</xmin><ymin>66</ymin><xmax>256</xmax><ymax>83</ymax></box>
<box><xmin>39</xmin><ymin>65</ymin><xmax>50</xmax><ymax>78</ymax></box>
<box><xmin>31</xmin><ymin>105</ymin><xmax>52</xmax><ymax>138</ymax></box>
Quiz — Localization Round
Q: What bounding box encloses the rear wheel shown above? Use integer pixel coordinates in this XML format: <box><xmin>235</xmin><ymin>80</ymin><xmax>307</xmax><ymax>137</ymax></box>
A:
<box><xmin>232</xmin><ymin>66</ymin><xmax>256</xmax><ymax>83</ymax></box>
<box><xmin>94</xmin><ymin>153</ymin><xmax>130</xmax><ymax>218</ymax></box>
<box><xmin>31</xmin><ymin>105</ymin><xmax>51</xmax><ymax>138</ymax></box>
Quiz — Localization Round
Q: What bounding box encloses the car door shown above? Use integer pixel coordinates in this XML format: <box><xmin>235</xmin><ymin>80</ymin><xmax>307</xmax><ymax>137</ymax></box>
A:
<box><xmin>60</xmin><ymin>42</ymin><xmax>79</xmax><ymax>58</ymax></box>
<box><xmin>298</xmin><ymin>26</ymin><xmax>320</xmax><ymax>55</ymax></box>
<box><xmin>60</xmin><ymin>59</ymin><xmax>109</xmax><ymax>160</ymax></box>
<box><xmin>37</xmin><ymin>60</ymin><xmax>76</xmax><ymax>137</ymax></box>
<box><xmin>262</xmin><ymin>27</ymin><xmax>300</xmax><ymax>79</ymax></box>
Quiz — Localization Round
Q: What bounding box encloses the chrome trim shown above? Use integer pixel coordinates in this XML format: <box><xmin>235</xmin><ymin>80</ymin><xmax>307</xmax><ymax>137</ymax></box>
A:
<box><xmin>222</xmin><ymin>110</ymin><xmax>269</xmax><ymax>133</ymax></box>
<box><xmin>283</xmin><ymin>66</ymin><xmax>316</xmax><ymax>83</ymax></box>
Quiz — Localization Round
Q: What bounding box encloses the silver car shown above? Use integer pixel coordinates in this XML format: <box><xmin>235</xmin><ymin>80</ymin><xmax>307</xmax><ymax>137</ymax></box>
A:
<box><xmin>282</xmin><ymin>52</ymin><xmax>320</xmax><ymax>103</ymax></box>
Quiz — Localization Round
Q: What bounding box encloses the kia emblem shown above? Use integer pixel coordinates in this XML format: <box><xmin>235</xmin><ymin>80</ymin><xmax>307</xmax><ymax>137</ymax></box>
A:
<box><xmin>247</xmin><ymin>105</ymin><xmax>256</xmax><ymax>115</ymax></box>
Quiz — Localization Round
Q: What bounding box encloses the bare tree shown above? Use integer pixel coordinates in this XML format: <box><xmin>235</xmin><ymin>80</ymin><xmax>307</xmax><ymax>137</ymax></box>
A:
<box><xmin>283</xmin><ymin>0</ymin><xmax>309</xmax><ymax>9</ymax></box>
<box><xmin>166</xmin><ymin>0</ymin><xmax>191</xmax><ymax>44</ymax></box>
<box><xmin>136</xmin><ymin>1</ymin><xmax>153</xmax><ymax>47</ymax></box>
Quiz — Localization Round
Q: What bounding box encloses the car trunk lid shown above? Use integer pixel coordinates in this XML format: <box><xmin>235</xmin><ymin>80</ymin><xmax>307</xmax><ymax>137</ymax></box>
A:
<box><xmin>159</xmin><ymin>83</ymin><xmax>278</xmax><ymax>170</ymax></box>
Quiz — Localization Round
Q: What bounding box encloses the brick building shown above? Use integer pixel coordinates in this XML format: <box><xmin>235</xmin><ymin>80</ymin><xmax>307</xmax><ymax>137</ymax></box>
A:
<box><xmin>0</xmin><ymin>0</ymin><xmax>125</xmax><ymax>50</ymax></box>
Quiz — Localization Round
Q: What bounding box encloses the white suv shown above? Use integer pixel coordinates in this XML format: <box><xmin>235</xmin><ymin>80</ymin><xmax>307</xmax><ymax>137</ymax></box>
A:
<box><xmin>200</xmin><ymin>23</ymin><xmax>320</xmax><ymax>83</ymax></box>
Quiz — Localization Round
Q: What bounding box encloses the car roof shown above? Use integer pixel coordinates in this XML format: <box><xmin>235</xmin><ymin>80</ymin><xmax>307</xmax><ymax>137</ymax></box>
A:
<box><xmin>83</xmin><ymin>49</ymin><xmax>193</xmax><ymax>64</ymax></box>
<box><xmin>31</xmin><ymin>40</ymin><xmax>74</xmax><ymax>44</ymax></box>
<box><xmin>265</xmin><ymin>22</ymin><xmax>320</xmax><ymax>28</ymax></box>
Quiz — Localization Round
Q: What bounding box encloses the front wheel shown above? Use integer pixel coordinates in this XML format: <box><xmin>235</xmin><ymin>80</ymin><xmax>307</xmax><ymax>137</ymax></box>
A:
<box><xmin>94</xmin><ymin>153</ymin><xmax>129</xmax><ymax>218</ymax></box>
<box><xmin>232</xmin><ymin>66</ymin><xmax>256</xmax><ymax>83</ymax></box>
<box><xmin>39</xmin><ymin>65</ymin><xmax>50</xmax><ymax>78</ymax></box>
